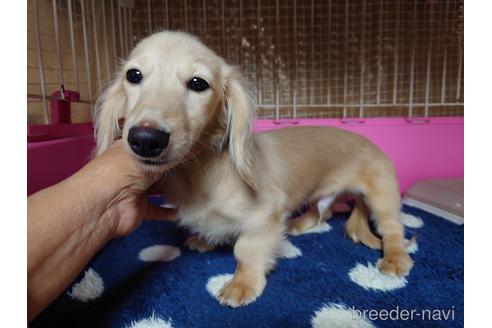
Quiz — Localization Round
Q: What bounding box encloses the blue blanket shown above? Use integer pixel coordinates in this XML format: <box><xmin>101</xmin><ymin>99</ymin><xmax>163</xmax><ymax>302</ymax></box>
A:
<box><xmin>31</xmin><ymin>205</ymin><xmax>463</xmax><ymax>328</ymax></box>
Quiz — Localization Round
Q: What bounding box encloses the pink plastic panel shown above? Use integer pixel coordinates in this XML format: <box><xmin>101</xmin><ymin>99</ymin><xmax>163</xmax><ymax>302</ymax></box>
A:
<box><xmin>27</xmin><ymin>135</ymin><xmax>95</xmax><ymax>195</ymax></box>
<box><xmin>254</xmin><ymin>117</ymin><xmax>464</xmax><ymax>192</ymax></box>
<box><xmin>28</xmin><ymin>122</ymin><xmax>93</xmax><ymax>142</ymax></box>
<box><xmin>27</xmin><ymin>117</ymin><xmax>463</xmax><ymax>195</ymax></box>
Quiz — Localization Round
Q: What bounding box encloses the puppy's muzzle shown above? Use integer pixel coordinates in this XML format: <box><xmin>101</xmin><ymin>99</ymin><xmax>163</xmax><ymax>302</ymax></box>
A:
<box><xmin>127</xmin><ymin>126</ymin><xmax>170</xmax><ymax>158</ymax></box>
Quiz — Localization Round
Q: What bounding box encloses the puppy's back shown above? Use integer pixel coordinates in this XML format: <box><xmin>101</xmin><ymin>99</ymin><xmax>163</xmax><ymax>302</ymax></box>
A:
<box><xmin>252</xmin><ymin>126</ymin><xmax>393</xmax><ymax>201</ymax></box>
<box><xmin>254</xmin><ymin>125</ymin><xmax>385</xmax><ymax>164</ymax></box>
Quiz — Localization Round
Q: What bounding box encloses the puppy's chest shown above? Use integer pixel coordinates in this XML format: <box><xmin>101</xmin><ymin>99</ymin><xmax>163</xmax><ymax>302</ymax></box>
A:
<box><xmin>177</xmin><ymin>191</ymin><xmax>246</xmax><ymax>244</ymax></box>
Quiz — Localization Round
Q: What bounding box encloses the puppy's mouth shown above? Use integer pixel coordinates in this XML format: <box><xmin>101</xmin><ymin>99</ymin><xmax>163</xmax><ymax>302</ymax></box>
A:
<box><xmin>136</xmin><ymin>155</ymin><xmax>182</xmax><ymax>171</ymax></box>
<box><xmin>141</xmin><ymin>159</ymin><xmax>167</xmax><ymax>166</ymax></box>
<box><xmin>136</xmin><ymin>149</ymin><xmax>196</xmax><ymax>170</ymax></box>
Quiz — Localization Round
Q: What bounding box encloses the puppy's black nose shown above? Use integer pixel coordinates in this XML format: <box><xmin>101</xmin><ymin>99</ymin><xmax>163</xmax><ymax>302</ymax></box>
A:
<box><xmin>127</xmin><ymin>127</ymin><xmax>170</xmax><ymax>158</ymax></box>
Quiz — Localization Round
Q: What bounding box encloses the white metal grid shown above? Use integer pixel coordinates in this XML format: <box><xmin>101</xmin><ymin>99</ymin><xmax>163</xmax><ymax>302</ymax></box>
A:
<box><xmin>27</xmin><ymin>0</ymin><xmax>464</xmax><ymax>124</ymax></box>
<box><xmin>27</xmin><ymin>0</ymin><xmax>135</xmax><ymax>124</ymax></box>
<box><xmin>135</xmin><ymin>0</ymin><xmax>464</xmax><ymax>119</ymax></box>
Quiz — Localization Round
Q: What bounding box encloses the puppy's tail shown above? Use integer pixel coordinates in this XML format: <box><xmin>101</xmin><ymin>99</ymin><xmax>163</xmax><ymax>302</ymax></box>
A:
<box><xmin>345</xmin><ymin>197</ymin><xmax>382</xmax><ymax>250</ymax></box>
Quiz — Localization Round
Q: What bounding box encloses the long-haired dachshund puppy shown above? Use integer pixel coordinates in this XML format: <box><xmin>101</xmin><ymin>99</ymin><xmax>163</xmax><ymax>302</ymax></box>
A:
<box><xmin>95</xmin><ymin>31</ymin><xmax>413</xmax><ymax>307</ymax></box>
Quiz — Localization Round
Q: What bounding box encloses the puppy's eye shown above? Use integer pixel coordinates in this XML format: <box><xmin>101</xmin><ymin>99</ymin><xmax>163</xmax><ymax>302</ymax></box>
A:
<box><xmin>187</xmin><ymin>77</ymin><xmax>209</xmax><ymax>92</ymax></box>
<box><xmin>126</xmin><ymin>69</ymin><xmax>143</xmax><ymax>84</ymax></box>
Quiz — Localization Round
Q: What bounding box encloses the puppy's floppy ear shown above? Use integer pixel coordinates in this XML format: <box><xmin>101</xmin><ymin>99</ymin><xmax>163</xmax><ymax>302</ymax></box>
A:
<box><xmin>93</xmin><ymin>78</ymin><xmax>127</xmax><ymax>156</ymax></box>
<box><xmin>222</xmin><ymin>65</ymin><xmax>257</xmax><ymax>189</ymax></box>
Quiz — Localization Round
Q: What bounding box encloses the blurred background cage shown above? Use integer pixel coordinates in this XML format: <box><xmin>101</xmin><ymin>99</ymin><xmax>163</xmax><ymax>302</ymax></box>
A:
<box><xmin>27</xmin><ymin>0</ymin><xmax>464</xmax><ymax>125</ymax></box>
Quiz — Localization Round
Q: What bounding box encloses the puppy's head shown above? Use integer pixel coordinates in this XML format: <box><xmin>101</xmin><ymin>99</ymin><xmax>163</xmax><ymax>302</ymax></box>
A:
<box><xmin>95</xmin><ymin>31</ymin><xmax>256</xmax><ymax>186</ymax></box>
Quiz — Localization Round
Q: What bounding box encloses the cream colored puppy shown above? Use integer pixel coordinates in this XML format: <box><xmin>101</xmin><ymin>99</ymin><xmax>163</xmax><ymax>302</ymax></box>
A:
<box><xmin>95</xmin><ymin>31</ymin><xmax>413</xmax><ymax>307</ymax></box>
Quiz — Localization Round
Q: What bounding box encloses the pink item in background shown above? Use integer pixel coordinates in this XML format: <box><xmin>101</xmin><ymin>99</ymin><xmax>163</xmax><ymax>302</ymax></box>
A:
<box><xmin>27</xmin><ymin>117</ymin><xmax>463</xmax><ymax>196</ymax></box>
<box><xmin>27</xmin><ymin>122</ymin><xmax>93</xmax><ymax>142</ymax></box>
<box><xmin>254</xmin><ymin>117</ymin><xmax>464</xmax><ymax>193</ymax></box>
<box><xmin>27</xmin><ymin>134</ymin><xmax>95</xmax><ymax>195</ymax></box>
<box><xmin>50</xmin><ymin>89</ymin><xmax>80</xmax><ymax>124</ymax></box>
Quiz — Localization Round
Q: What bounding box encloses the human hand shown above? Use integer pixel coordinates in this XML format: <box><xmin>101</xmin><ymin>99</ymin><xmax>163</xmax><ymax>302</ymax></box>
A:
<box><xmin>27</xmin><ymin>139</ymin><xmax>176</xmax><ymax>321</ymax></box>
<box><xmin>88</xmin><ymin>140</ymin><xmax>177</xmax><ymax>238</ymax></box>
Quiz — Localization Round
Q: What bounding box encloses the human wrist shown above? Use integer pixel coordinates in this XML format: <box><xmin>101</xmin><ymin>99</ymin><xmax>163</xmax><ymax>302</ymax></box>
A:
<box><xmin>84</xmin><ymin>148</ymin><xmax>157</xmax><ymax>237</ymax></box>
<box><xmin>27</xmin><ymin>180</ymin><xmax>115</xmax><ymax>321</ymax></box>
<box><xmin>67</xmin><ymin>167</ymin><xmax>118</xmax><ymax>236</ymax></box>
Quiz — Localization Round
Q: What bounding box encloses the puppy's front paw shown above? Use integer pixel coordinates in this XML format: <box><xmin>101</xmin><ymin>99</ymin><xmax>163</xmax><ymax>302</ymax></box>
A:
<box><xmin>218</xmin><ymin>281</ymin><xmax>260</xmax><ymax>308</ymax></box>
<box><xmin>184</xmin><ymin>235</ymin><xmax>215</xmax><ymax>253</ymax></box>
<box><xmin>379</xmin><ymin>251</ymin><xmax>413</xmax><ymax>276</ymax></box>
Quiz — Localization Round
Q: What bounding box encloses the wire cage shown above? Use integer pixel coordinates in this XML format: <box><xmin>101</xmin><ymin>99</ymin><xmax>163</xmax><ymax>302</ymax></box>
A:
<box><xmin>27</xmin><ymin>0</ymin><xmax>464</xmax><ymax>125</ymax></box>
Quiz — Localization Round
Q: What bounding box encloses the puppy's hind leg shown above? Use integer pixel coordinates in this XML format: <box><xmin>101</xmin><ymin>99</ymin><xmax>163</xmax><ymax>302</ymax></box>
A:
<box><xmin>345</xmin><ymin>196</ymin><xmax>382</xmax><ymax>250</ymax></box>
<box><xmin>364</xmin><ymin>180</ymin><xmax>413</xmax><ymax>276</ymax></box>
<box><xmin>218</xmin><ymin>219</ymin><xmax>284</xmax><ymax>307</ymax></box>
<box><xmin>288</xmin><ymin>196</ymin><xmax>335</xmax><ymax>235</ymax></box>
<box><xmin>288</xmin><ymin>205</ymin><xmax>323</xmax><ymax>235</ymax></box>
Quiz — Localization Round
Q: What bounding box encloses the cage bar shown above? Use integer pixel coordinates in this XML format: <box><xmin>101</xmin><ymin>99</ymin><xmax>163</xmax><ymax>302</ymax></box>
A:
<box><xmin>342</xmin><ymin>0</ymin><xmax>349</xmax><ymax>118</ymax></box>
<box><xmin>221</xmin><ymin>0</ymin><xmax>226</xmax><ymax>59</ymax></box>
<box><xmin>118</xmin><ymin>1</ymin><xmax>124</xmax><ymax>56</ymax></box>
<box><xmin>359</xmin><ymin>0</ymin><xmax>366</xmax><ymax>119</ymax></box>
<box><xmin>456</xmin><ymin>44</ymin><xmax>463</xmax><ymax>101</ymax></box>
<box><xmin>123</xmin><ymin>6</ymin><xmax>128</xmax><ymax>55</ymax></box>
<box><xmin>91</xmin><ymin>0</ymin><xmax>102</xmax><ymax>91</ymax></box>
<box><xmin>147</xmin><ymin>0</ymin><xmax>151</xmax><ymax>34</ymax></box>
<box><xmin>255</xmin><ymin>0</ymin><xmax>262</xmax><ymax>105</ymax></box>
<box><xmin>202</xmin><ymin>0</ymin><xmax>207</xmax><ymax>38</ymax></box>
<box><xmin>441</xmin><ymin>0</ymin><xmax>450</xmax><ymax>104</ymax></box>
<box><xmin>102</xmin><ymin>2</ymin><xmax>111</xmax><ymax>80</ymax></box>
<box><xmin>457</xmin><ymin>1</ymin><xmax>464</xmax><ymax>101</ymax></box>
<box><xmin>239</xmin><ymin>0</ymin><xmax>243</xmax><ymax>64</ymax></box>
<box><xmin>80</xmin><ymin>0</ymin><xmax>93</xmax><ymax>102</ymax></box>
<box><xmin>111</xmin><ymin>0</ymin><xmax>118</xmax><ymax>71</ymax></box>
<box><xmin>408</xmin><ymin>0</ymin><xmax>418</xmax><ymax>118</ymax></box>
<box><xmin>456</xmin><ymin>0</ymin><xmax>463</xmax><ymax>103</ymax></box>
<box><xmin>165</xmin><ymin>0</ymin><xmax>169</xmax><ymax>29</ymax></box>
<box><xmin>392</xmin><ymin>0</ymin><xmax>400</xmax><ymax>105</ymax></box>
<box><xmin>309</xmin><ymin>0</ymin><xmax>314</xmax><ymax>107</ymax></box>
<box><xmin>67</xmin><ymin>0</ymin><xmax>80</xmax><ymax>91</ymax></box>
<box><xmin>32</xmin><ymin>0</ymin><xmax>49</xmax><ymax>123</ymax></box>
<box><xmin>424</xmin><ymin>3</ymin><xmax>434</xmax><ymax>117</ymax></box>
<box><xmin>184</xmin><ymin>0</ymin><xmax>188</xmax><ymax>31</ymax></box>
<box><xmin>326</xmin><ymin>0</ymin><xmax>331</xmax><ymax>106</ymax></box>
<box><xmin>274</xmin><ymin>0</ymin><xmax>280</xmax><ymax>119</ymax></box>
<box><xmin>293</xmin><ymin>0</ymin><xmax>297</xmax><ymax>120</ymax></box>
<box><xmin>52</xmin><ymin>0</ymin><xmax>65</xmax><ymax>97</ymax></box>
<box><xmin>376</xmin><ymin>0</ymin><xmax>383</xmax><ymax>105</ymax></box>
<box><xmin>129</xmin><ymin>6</ymin><xmax>133</xmax><ymax>49</ymax></box>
